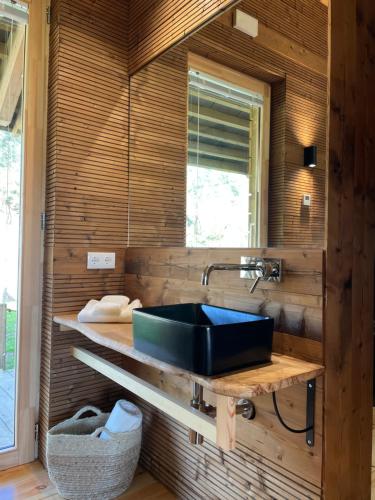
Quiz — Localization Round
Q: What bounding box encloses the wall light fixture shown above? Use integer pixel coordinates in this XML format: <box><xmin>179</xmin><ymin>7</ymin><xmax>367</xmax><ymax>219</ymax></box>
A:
<box><xmin>304</xmin><ymin>146</ymin><xmax>317</xmax><ymax>168</ymax></box>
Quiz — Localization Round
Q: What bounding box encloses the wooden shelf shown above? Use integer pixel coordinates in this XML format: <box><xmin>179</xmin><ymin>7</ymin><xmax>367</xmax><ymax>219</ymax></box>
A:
<box><xmin>54</xmin><ymin>313</ymin><xmax>324</xmax><ymax>399</ymax></box>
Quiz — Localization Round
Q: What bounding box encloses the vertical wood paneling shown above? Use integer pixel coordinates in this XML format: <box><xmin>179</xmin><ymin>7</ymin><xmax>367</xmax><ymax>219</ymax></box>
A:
<box><xmin>40</xmin><ymin>0</ymin><xmax>129</xmax><ymax>463</ymax></box>
<box><xmin>129</xmin><ymin>0</ymin><xmax>240</xmax><ymax>74</ymax></box>
<box><xmin>323</xmin><ymin>0</ymin><xmax>375</xmax><ymax>496</ymax></box>
<box><xmin>128</xmin><ymin>0</ymin><xmax>328</xmax><ymax>248</ymax></box>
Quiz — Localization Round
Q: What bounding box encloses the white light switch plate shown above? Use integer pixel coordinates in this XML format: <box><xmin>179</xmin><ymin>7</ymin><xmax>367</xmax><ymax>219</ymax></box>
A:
<box><xmin>87</xmin><ymin>252</ymin><xmax>116</xmax><ymax>269</ymax></box>
<box><xmin>303</xmin><ymin>194</ymin><xmax>311</xmax><ymax>206</ymax></box>
<box><xmin>233</xmin><ymin>10</ymin><xmax>259</xmax><ymax>38</ymax></box>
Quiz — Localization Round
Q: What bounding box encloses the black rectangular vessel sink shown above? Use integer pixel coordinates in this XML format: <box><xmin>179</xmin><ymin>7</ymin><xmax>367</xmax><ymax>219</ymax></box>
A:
<box><xmin>133</xmin><ymin>303</ymin><xmax>273</xmax><ymax>376</ymax></box>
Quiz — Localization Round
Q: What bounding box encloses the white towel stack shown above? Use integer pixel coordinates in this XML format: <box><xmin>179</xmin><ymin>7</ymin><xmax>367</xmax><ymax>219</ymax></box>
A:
<box><xmin>100</xmin><ymin>400</ymin><xmax>142</xmax><ymax>440</ymax></box>
<box><xmin>77</xmin><ymin>295</ymin><xmax>142</xmax><ymax>323</ymax></box>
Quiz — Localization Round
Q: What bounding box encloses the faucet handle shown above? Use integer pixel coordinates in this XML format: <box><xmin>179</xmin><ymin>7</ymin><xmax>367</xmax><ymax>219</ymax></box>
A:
<box><xmin>241</xmin><ymin>256</ymin><xmax>282</xmax><ymax>290</ymax></box>
<box><xmin>248</xmin><ymin>260</ymin><xmax>266</xmax><ymax>294</ymax></box>
<box><xmin>249</xmin><ymin>276</ymin><xmax>262</xmax><ymax>294</ymax></box>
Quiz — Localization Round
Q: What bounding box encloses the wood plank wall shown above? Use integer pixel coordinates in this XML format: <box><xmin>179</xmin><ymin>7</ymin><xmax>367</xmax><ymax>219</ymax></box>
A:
<box><xmin>129</xmin><ymin>47</ymin><xmax>187</xmax><ymax>246</ymax></box>
<box><xmin>39</xmin><ymin>0</ymin><xmax>328</xmax><ymax>496</ymax></box>
<box><xmin>125</xmin><ymin>247</ymin><xmax>323</xmax><ymax>340</ymax></box>
<box><xmin>39</xmin><ymin>0</ymin><xmax>130</xmax><ymax>463</ymax></box>
<box><xmin>128</xmin><ymin>0</ymin><xmax>240</xmax><ymax>74</ymax></box>
<box><xmin>129</xmin><ymin>373</ymin><xmax>324</xmax><ymax>499</ymax></box>
<box><xmin>124</xmin><ymin>246</ymin><xmax>324</xmax><ymax>496</ymax></box>
<box><xmin>128</xmin><ymin>0</ymin><xmax>328</xmax><ymax>248</ymax></box>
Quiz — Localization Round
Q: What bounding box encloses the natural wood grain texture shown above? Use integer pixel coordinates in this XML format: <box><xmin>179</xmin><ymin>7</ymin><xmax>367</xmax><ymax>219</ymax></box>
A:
<box><xmin>40</xmin><ymin>0</ymin><xmax>129</xmax><ymax>466</ymax></box>
<box><xmin>54</xmin><ymin>314</ymin><xmax>324</xmax><ymax>399</ymax></box>
<box><xmin>72</xmin><ymin>347</ymin><xmax>218</xmax><ymax>446</ymax></box>
<box><xmin>124</xmin><ymin>246</ymin><xmax>323</xmax><ymax>339</ymax></box>
<box><xmin>219</xmin><ymin>9</ymin><xmax>327</xmax><ymax>74</ymax></box>
<box><xmin>128</xmin><ymin>0</ymin><xmax>328</xmax><ymax>248</ymax></box>
<box><xmin>129</xmin><ymin>0</ymin><xmax>240</xmax><ymax>74</ymax></box>
<box><xmin>138</xmin><ymin>400</ymin><xmax>322</xmax><ymax>499</ymax></box>
<box><xmin>125</xmin><ymin>355</ymin><xmax>324</xmax><ymax>492</ymax></box>
<box><xmin>0</xmin><ymin>462</ymin><xmax>176</xmax><ymax>499</ymax></box>
<box><xmin>123</xmin><ymin>245</ymin><xmax>324</xmax><ymax>492</ymax></box>
<box><xmin>215</xmin><ymin>395</ymin><xmax>236</xmax><ymax>450</ymax></box>
<box><xmin>39</xmin><ymin>1</ymin><xmax>328</xmax><ymax>497</ymax></box>
<box><xmin>129</xmin><ymin>47</ymin><xmax>187</xmax><ymax>246</ymax></box>
<box><xmin>323</xmin><ymin>0</ymin><xmax>375</xmax><ymax>497</ymax></box>
<box><xmin>273</xmin><ymin>331</ymin><xmax>323</xmax><ymax>364</ymax></box>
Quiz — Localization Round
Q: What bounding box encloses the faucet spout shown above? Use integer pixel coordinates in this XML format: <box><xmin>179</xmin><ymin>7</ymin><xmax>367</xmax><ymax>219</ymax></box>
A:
<box><xmin>201</xmin><ymin>262</ymin><xmax>263</xmax><ymax>287</ymax></box>
<box><xmin>200</xmin><ymin>258</ymin><xmax>282</xmax><ymax>291</ymax></box>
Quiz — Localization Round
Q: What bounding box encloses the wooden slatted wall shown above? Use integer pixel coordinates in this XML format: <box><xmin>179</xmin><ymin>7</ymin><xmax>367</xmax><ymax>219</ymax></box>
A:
<box><xmin>128</xmin><ymin>0</ymin><xmax>328</xmax><ymax>248</ymax></box>
<box><xmin>128</xmin><ymin>0</ymin><xmax>240</xmax><ymax>74</ymax></box>
<box><xmin>124</xmin><ymin>246</ymin><xmax>324</xmax><ymax>497</ymax></box>
<box><xmin>129</xmin><ymin>47</ymin><xmax>187</xmax><ymax>246</ymax></box>
<box><xmin>39</xmin><ymin>0</ymin><xmax>130</xmax><ymax>462</ymax></box>
<box><xmin>39</xmin><ymin>1</ymin><xmax>328</xmax><ymax>496</ymax></box>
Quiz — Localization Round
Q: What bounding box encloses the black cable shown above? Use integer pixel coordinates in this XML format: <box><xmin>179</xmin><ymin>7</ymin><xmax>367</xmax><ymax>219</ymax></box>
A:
<box><xmin>272</xmin><ymin>392</ymin><xmax>312</xmax><ymax>434</ymax></box>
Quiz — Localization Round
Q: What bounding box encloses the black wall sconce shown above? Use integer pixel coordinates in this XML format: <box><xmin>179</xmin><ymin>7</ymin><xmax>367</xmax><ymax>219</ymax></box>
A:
<box><xmin>304</xmin><ymin>146</ymin><xmax>317</xmax><ymax>168</ymax></box>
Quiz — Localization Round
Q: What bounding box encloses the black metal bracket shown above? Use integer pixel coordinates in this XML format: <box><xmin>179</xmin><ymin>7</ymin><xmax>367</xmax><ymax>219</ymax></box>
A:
<box><xmin>306</xmin><ymin>379</ymin><xmax>316</xmax><ymax>447</ymax></box>
<box><xmin>272</xmin><ymin>378</ymin><xmax>317</xmax><ymax>447</ymax></box>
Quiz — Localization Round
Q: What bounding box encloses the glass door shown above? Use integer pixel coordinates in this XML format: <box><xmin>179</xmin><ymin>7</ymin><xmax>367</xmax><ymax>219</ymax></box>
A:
<box><xmin>0</xmin><ymin>0</ymin><xmax>48</xmax><ymax>470</ymax></box>
<box><xmin>0</xmin><ymin>0</ymin><xmax>28</xmax><ymax>454</ymax></box>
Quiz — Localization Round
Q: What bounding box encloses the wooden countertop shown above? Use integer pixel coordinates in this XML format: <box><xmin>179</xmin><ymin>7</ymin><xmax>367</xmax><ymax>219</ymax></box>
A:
<box><xmin>54</xmin><ymin>313</ymin><xmax>324</xmax><ymax>399</ymax></box>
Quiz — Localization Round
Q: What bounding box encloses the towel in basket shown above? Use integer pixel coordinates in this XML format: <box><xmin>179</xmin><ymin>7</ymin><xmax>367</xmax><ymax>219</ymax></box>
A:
<box><xmin>47</xmin><ymin>405</ymin><xmax>142</xmax><ymax>500</ymax></box>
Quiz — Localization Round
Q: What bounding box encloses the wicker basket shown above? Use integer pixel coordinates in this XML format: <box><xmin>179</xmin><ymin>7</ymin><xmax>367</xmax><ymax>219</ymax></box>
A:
<box><xmin>46</xmin><ymin>405</ymin><xmax>142</xmax><ymax>500</ymax></box>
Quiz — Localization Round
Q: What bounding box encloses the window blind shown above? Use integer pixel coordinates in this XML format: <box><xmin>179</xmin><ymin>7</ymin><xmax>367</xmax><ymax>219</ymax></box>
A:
<box><xmin>188</xmin><ymin>69</ymin><xmax>262</xmax><ymax>175</ymax></box>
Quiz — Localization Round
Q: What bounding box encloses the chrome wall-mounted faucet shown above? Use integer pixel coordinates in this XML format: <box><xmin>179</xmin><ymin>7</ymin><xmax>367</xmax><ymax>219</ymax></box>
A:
<box><xmin>201</xmin><ymin>257</ymin><xmax>282</xmax><ymax>293</ymax></box>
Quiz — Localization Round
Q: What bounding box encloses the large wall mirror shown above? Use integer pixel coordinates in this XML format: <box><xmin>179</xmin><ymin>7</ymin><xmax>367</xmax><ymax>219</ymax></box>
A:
<box><xmin>128</xmin><ymin>0</ymin><xmax>328</xmax><ymax>249</ymax></box>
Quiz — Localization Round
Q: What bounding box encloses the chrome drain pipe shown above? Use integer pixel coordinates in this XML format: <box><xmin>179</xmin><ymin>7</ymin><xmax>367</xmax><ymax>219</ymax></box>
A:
<box><xmin>188</xmin><ymin>384</ymin><xmax>256</xmax><ymax>445</ymax></box>
<box><xmin>189</xmin><ymin>382</ymin><xmax>204</xmax><ymax>445</ymax></box>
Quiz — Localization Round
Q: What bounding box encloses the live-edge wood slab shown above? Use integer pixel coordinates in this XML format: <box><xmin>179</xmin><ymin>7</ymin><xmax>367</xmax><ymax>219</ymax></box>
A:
<box><xmin>54</xmin><ymin>314</ymin><xmax>324</xmax><ymax>399</ymax></box>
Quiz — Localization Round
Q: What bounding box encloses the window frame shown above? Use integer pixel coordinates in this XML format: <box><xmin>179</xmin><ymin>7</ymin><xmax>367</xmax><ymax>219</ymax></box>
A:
<box><xmin>187</xmin><ymin>52</ymin><xmax>271</xmax><ymax>247</ymax></box>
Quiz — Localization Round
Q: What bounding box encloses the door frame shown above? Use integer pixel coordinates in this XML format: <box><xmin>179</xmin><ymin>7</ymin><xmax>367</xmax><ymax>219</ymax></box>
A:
<box><xmin>0</xmin><ymin>0</ymin><xmax>49</xmax><ymax>470</ymax></box>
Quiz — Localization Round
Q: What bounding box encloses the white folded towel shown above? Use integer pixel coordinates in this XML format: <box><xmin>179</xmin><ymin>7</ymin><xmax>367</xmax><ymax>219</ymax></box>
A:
<box><xmin>100</xmin><ymin>400</ymin><xmax>142</xmax><ymax>440</ymax></box>
<box><xmin>102</xmin><ymin>295</ymin><xmax>129</xmax><ymax>308</ymax></box>
<box><xmin>77</xmin><ymin>295</ymin><xmax>142</xmax><ymax>323</ymax></box>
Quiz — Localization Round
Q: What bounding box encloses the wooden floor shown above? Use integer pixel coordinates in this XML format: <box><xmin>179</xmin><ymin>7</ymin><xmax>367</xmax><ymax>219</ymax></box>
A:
<box><xmin>0</xmin><ymin>461</ymin><xmax>176</xmax><ymax>499</ymax></box>
<box><xmin>1</xmin><ymin>450</ymin><xmax>375</xmax><ymax>499</ymax></box>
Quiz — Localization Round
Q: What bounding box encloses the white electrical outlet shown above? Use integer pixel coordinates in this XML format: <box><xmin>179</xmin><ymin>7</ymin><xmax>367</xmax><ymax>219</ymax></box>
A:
<box><xmin>87</xmin><ymin>252</ymin><xmax>116</xmax><ymax>269</ymax></box>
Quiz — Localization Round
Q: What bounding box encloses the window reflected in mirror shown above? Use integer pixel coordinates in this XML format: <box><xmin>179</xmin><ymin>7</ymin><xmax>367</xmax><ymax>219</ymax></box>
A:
<box><xmin>186</xmin><ymin>56</ymin><xmax>270</xmax><ymax>248</ymax></box>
